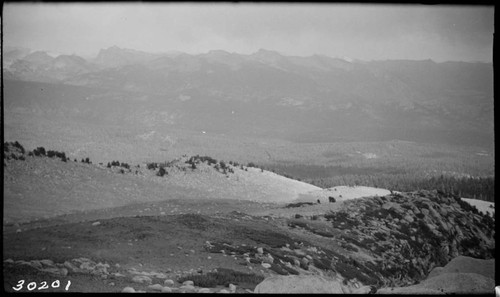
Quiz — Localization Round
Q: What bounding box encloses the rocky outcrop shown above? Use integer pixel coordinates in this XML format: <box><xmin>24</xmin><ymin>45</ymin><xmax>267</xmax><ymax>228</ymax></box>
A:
<box><xmin>3</xmin><ymin>257</ymin><xmax>111</xmax><ymax>278</ymax></box>
<box><xmin>203</xmin><ymin>190</ymin><xmax>494</xmax><ymax>291</ymax></box>
<box><xmin>305</xmin><ymin>190</ymin><xmax>495</xmax><ymax>287</ymax></box>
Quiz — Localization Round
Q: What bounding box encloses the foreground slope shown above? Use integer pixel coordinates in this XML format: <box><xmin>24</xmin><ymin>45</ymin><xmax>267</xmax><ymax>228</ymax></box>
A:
<box><xmin>3</xmin><ymin>143</ymin><xmax>495</xmax><ymax>293</ymax></box>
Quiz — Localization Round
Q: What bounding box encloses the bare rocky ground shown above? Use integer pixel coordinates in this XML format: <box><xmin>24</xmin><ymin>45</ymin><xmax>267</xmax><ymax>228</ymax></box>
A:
<box><xmin>3</xmin><ymin>142</ymin><xmax>496</xmax><ymax>293</ymax></box>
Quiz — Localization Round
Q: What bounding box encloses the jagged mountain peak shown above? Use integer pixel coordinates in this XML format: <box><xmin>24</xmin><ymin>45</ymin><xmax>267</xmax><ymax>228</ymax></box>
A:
<box><xmin>23</xmin><ymin>51</ymin><xmax>55</xmax><ymax>64</ymax></box>
<box><xmin>251</xmin><ymin>48</ymin><xmax>284</xmax><ymax>59</ymax></box>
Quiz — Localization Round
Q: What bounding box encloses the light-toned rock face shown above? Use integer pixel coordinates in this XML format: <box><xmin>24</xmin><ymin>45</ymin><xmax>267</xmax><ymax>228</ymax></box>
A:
<box><xmin>427</xmin><ymin>256</ymin><xmax>495</xmax><ymax>280</ymax></box>
<box><xmin>254</xmin><ymin>275</ymin><xmax>345</xmax><ymax>294</ymax></box>
<box><xmin>424</xmin><ymin>272</ymin><xmax>495</xmax><ymax>294</ymax></box>
<box><xmin>378</xmin><ymin>255</ymin><xmax>495</xmax><ymax>294</ymax></box>
<box><xmin>378</xmin><ymin>272</ymin><xmax>495</xmax><ymax>294</ymax></box>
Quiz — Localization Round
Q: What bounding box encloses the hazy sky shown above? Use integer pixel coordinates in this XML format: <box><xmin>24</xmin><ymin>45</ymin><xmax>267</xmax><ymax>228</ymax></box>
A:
<box><xmin>3</xmin><ymin>2</ymin><xmax>494</xmax><ymax>62</ymax></box>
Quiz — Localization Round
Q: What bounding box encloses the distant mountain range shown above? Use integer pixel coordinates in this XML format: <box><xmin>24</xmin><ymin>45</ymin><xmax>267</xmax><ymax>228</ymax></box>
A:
<box><xmin>3</xmin><ymin>46</ymin><xmax>494</xmax><ymax>147</ymax></box>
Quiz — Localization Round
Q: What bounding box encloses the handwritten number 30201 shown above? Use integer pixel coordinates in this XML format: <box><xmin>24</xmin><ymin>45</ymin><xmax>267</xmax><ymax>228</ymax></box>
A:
<box><xmin>12</xmin><ymin>279</ymin><xmax>71</xmax><ymax>291</ymax></box>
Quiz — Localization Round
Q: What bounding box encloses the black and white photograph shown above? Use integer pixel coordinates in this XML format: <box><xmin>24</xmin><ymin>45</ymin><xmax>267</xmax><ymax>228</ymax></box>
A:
<box><xmin>2</xmin><ymin>2</ymin><xmax>495</xmax><ymax>293</ymax></box>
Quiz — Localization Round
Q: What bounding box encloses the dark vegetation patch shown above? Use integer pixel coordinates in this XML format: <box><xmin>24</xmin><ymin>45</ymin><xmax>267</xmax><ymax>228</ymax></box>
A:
<box><xmin>364</xmin><ymin>207</ymin><xmax>403</xmax><ymax>221</ymax></box>
<box><xmin>313</xmin><ymin>257</ymin><xmax>332</xmax><ymax>271</ymax></box>
<box><xmin>176</xmin><ymin>214</ymin><xmax>212</xmax><ymax>231</ymax></box>
<box><xmin>185</xmin><ymin>155</ymin><xmax>237</xmax><ymax>174</ymax></box>
<box><xmin>287</xmin><ymin>219</ymin><xmax>335</xmax><ymax>238</ymax></box>
<box><xmin>4</xmin><ymin>142</ymin><xmax>70</xmax><ymax>163</ymax></box>
<box><xmin>268</xmin><ymin>263</ymin><xmax>289</xmax><ymax>275</ymax></box>
<box><xmin>334</xmin><ymin>261</ymin><xmax>380</xmax><ymax>286</ymax></box>
<box><xmin>285</xmin><ymin>202</ymin><xmax>315</xmax><ymax>208</ymax></box>
<box><xmin>266</xmin><ymin>250</ymin><xmax>295</xmax><ymax>266</ymax></box>
<box><xmin>324</xmin><ymin>211</ymin><xmax>361</xmax><ymax>230</ymax></box>
<box><xmin>177</xmin><ymin>268</ymin><xmax>264</xmax><ymax>289</ymax></box>
<box><xmin>237</xmin><ymin>227</ymin><xmax>298</xmax><ymax>248</ymax></box>
<box><xmin>107</xmin><ymin>160</ymin><xmax>131</xmax><ymax>170</ymax></box>
<box><xmin>279</xmin><ymin>265</ymin><xmax>300</xmax><ymax>275</ymax></box>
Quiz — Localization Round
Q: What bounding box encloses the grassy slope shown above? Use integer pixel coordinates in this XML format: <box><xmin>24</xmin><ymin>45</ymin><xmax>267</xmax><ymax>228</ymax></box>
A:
<box><xmin>3</xmin><ymin>155</ymin><xmax>320</xmax><ymax>225</ymax></box>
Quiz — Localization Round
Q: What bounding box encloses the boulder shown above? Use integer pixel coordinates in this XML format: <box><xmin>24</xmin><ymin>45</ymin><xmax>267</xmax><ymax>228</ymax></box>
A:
<box><xmin>254</xmin><ymin>275</ymin><xmax>345</xmax><ymax>293</ymax></box>
<box><xmin>147</xmin><ymin>284</ymin><xmax>164</xmax><ymax>291</ymax></box>
<box><xmin>182</xmin><ymin>280</ymin><xmax>194</xmax><ymax>286</ymax></box>
<box><xmin>403</xmin><ymin>215</ymin><xmax>414</xmax><ymax>223</ymax></box>
<box><xmin>122</xmin><ymin>287</ymin><xmax>136</xmax><ymax>293</ymax></box>
<box><xmin>197</xmin><ymin>288</ymin><xmax>211</xmax><ymax>293</ymax></box>
<box><xmin>164</xmin><ymin>279</ymin><xmax>175</xmax><ymax>287</ymax></box>
<box><xmin>40</xmin><ymin>259</ymin><xmax>55</xmax><ymax>267</ymax></box>
<box><xmin>131</xmin><ymin>275</ymin><xmax>153</xmax><ymax>285</ymax></box>
<box><xmin>179</xmin><ymin>285</ymin><xmax>196</xmax><ymax>292</ymax></box>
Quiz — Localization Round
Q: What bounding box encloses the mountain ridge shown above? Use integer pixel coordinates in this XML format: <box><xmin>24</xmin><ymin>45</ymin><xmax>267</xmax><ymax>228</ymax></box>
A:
<box><xmin>3</xmin><ymin>45</ymin><xmax>494</xmax><ymax>147</ymax></box>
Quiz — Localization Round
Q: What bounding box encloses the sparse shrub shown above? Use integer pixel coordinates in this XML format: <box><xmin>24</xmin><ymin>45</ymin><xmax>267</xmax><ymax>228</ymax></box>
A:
<box><xmin>147</xmin><ymin>162</ymin><xmax>158</xmax><ymax>170</ymax></box>
<box><xmin>34</xmin><ymin>147</ymin><xmax>46</xmax><ymax>156</ymax></box>
<box><xmin>13</xmin><ymin>141</ymin><xmax>25</xmax><ymax>154</ymax></box>
<box><xmin>157</xmin><ymin>166</ymin><xmax>167</xmax><ymax>177</ymax></box>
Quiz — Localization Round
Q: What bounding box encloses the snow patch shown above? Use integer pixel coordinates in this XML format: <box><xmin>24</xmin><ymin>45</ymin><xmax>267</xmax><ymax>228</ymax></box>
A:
<box><xmin>461</xmin><ymin>198</ymin><xmax>495</xmax><ymax>216</ymax></box>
